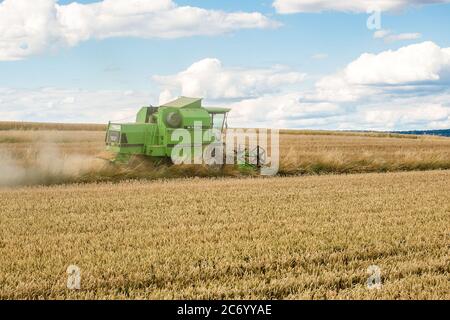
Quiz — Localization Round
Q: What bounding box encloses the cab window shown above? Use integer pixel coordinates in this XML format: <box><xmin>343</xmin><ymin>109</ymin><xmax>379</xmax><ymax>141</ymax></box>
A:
<box><xmin>211</xmin><ymin>113</ymin><xmax>225</xmax><ymax>130</ymax></box>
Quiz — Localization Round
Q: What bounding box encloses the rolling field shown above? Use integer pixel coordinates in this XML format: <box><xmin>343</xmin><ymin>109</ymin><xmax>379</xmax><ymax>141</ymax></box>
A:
<box><xmin>0</xmin><ymin>123</ymin><xmax>449</xmax><ymax>299</ymax></box>
<box><xmin>0</xmin><ymin>171</ymin><xmax>449</xmax><ymax>299</ymax></box>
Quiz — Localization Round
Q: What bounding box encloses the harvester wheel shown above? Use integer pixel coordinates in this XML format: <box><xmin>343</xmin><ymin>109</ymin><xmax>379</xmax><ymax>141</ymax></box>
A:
<box><xmin>248</xmin><ymin>146</ymin><xmax>267</xmax><ymax>167</ymax></box>
<box><xmin>235</xmin><ymin>145</ymin><xmax>266</xmax><ymax>169</ymax></box>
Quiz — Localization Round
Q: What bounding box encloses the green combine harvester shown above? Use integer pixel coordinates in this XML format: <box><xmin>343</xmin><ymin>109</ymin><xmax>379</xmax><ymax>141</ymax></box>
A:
<box><xmin>105</xmin><ymin>97</ymin><xmax>231</xmax><ymax>164</ymax></box>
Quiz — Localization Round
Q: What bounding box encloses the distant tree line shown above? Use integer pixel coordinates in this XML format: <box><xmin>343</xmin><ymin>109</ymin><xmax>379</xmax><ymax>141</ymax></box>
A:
<box><xmin>394</xmin><ymin>129</ymin><xmax>450</xmax><ymax>137</ymax></box>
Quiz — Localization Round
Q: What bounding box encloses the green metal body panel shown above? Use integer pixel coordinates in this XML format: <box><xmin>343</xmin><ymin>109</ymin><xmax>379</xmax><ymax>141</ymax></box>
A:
<box><xmin>135</xmin><ymin>107</ymin><xmax>148</xmax><ymax>123</ymax></box>
<box><xmin>106</xmin><ymin>97</ymin><xmax>230</xmax><ymax>162</ymax></box>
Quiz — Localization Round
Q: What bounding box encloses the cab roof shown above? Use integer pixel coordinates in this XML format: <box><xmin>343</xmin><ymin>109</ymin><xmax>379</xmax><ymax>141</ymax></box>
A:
<box><xmin>205</xmin><ymin>107</ymin><xmax>231</xmax><ymax>114</ymax></box>
<box><xmin>161</xmin><ymin>97</ymin><xmax>202</xmax><ymax>108</ymax></box>
<box><xmin>161</xmin><ymin>97</ymin><xmax>230</xmax><ymax>113</ymax></box>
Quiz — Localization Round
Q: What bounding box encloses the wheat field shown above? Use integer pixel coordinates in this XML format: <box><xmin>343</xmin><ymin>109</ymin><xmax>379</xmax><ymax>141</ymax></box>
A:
<box><xmin>0</xmin><ymin>124</ymin><xmax>449</xmax><ymax>299</ymax></box>
<box><xmin>0</xmin><ymin>171</ymin><xmax>449</xmax><ymax>299</ymax></box>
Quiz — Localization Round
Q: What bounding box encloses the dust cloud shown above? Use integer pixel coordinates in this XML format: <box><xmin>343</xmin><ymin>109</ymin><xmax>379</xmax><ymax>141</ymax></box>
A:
<box><xmin>0</xmin><ymin>145</ymin><xmax>104</xmax><ymax>187</ymax></box>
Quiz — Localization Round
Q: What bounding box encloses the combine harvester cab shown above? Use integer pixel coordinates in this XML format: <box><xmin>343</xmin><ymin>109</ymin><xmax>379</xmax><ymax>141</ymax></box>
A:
<box><xmin>105</xmin><ymin>97</ymin><xmax>230</xmax><ymax>164</ymax></box>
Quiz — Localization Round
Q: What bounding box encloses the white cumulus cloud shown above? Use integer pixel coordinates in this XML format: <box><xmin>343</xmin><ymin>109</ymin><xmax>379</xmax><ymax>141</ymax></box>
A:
<box><xmin>227</xmin><ymin>93</ymin><xmax>343</xmax><ymax>128</ymax></box>
<box><xmin>0</xmin><ymin>0</ymin><xmax>279</xmax><ymax>61</ymax></box>
<box><xmin>302</xmin><ymin>41</ymin><xmax>450</xmax><ymax>129</ymax></box>
<box><xmin>312</xmin><ymin>41</ymin><xmax>450</xmax><ymax>103</ymax></box>
<box><xmin>344</xmin><ymin>41</ymin><xmax>450</xmax><ymax>85</ymax></box>
<box><xmin>153</xmin><ymin>58</ymin><xmax>306</xmax><ymax>100</ymax></box>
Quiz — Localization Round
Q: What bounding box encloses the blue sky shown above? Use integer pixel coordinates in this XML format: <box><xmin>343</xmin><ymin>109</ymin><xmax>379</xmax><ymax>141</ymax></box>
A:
<box><xmin>0</xmin><ymin>0</ymin><xmax>449</xmax><ymax>130</ymax></box>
